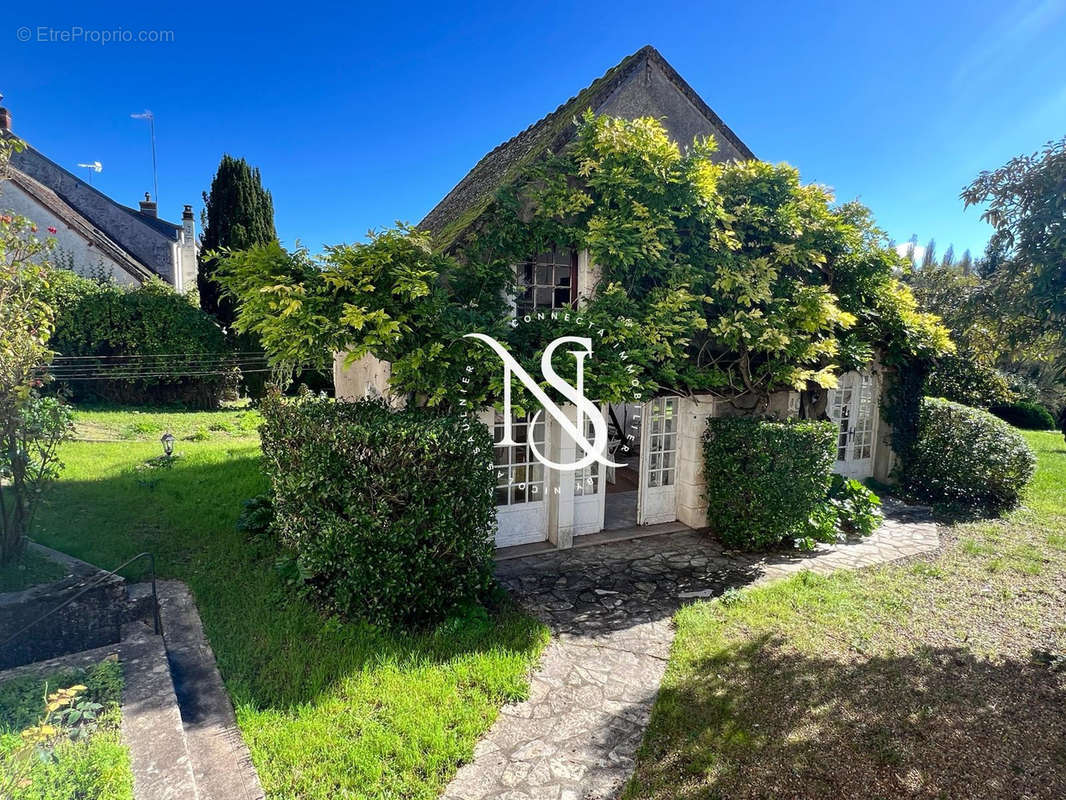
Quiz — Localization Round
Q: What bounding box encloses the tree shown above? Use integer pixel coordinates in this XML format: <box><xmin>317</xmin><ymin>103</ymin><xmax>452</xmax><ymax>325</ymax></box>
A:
<box><xmin>213</xmin><ymin>113</ymin><xmax>951</xmax><ymax>413</ymax></box>
<box><xmin>198</xmin><ymin>155</ymin><xmax>276</xmax><ymax>328</ymax></box>
<box><xmin>962</xmin><ymin>135</ymin><xmax>1066</xmax><ymax>326</ymax></box>
<box><xmin>921</xmin><ymin>238</ymin><xmax>937</xmax><ymax>269</ymax></box>
<box><xmin>0</xmin><ymin>139</ymin><xmax>73</xmax><ymax>563</ymax></box>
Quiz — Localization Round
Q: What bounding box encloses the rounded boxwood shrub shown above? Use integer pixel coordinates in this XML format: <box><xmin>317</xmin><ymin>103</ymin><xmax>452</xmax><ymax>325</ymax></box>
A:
<box><xmin>259</xmin><ymin>393</ymin><xmax>496</xmax><ymax>627</ymax></box>
<box><xmin>702</xmin><ymin>417</ymin><xmax>837</xmax><ymax>550</ymax></box>
<box><xmin>988</xmin><ymin>400</ymin><xmax>1056</xmax><ymax>430</ymax></box>
<box><xmin>924</xmin><ymin>353</ymin><xmax>1016</xmax><ymax>409</ymax></box>
<box><xmin>905</xmin><ymin>397</ymin><xmax>1035</xmax><ymax>511</ymax></box>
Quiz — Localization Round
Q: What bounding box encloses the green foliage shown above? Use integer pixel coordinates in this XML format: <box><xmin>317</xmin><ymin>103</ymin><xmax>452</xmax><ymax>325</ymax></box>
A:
<box><xmin>47</xmin><ymin>272</ymin><xmax>230</xmax><ymax>409</ymax></box>
<box><xmin>702</xmin><ymin>417</ymin><xmax>837</xmax><ymax>550</ymax></box>
<box><xmin>988</xmin><ymin>400</ymin><xmax>1056</xmax><ymax>430</ymax></box>
<box><xmin>905</xmin><ymin>397</ymin><xmax>1036</xmax><ymax>511</ymax></box>
<box><xmin>215</xmin><ymin>113</ymin><xmax>951</xmax><ymax>410</ymax></box>
<box><xmin>925</xmin><ymin>352</ymin><xmax>1017</xmax><ymax>409</ymax></box>
<box><xmin>962</xmin><ymin>135</ymin><xmax>1066</xmax><ymax>325</ymax></box>
<box><xmin>258</xmin><ymin>393</ymin><xmax>497</xmax><ymax>627</ymax></box>
<box><xmin>198</xmin><ymin>155</ymin><xmax>277</xmax><ymax>327</ymax></box>
<box><xmin>31</xmin><ymin>407</ymin><xmax>546</xmax><ymax>799</ymax></box>
<box><xmin>827</xmin><ymin>475</ymin><xmax>882</xmax><ymax>537</ymax></box>
<box><xmin>883</xmin><ymin>360</ymin><xmax>929</xmax><ymax>479</ymax></box>
<box><xmin>797</xmin><ymin>474</ymin><xmax>883</xmax><ymax>551</ymax></box>
<box><xmin>235</xmin><ymin>493</ymin><xmax>273</xmax><ymax>541</ymax></box>
<box><xmin>0</xmin><ymin>208</ymin><xmax>74</xmax><ymax>565</ymax></box>
<box><xmin>0</xmin><ymin>660</ymin><xmax>129</xmax><ymax>800</ymax></box>
<box><xmin>0</xmin><ymin>547</ymin><xmax>66</xmax><ymax>592</ymax></box>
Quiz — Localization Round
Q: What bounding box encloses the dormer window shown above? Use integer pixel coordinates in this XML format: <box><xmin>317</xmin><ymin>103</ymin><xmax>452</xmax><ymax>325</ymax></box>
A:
<box><xmin>516</xmin><ymin>247</ymin><xmax>578</xmax><ymax>314</ymax></box>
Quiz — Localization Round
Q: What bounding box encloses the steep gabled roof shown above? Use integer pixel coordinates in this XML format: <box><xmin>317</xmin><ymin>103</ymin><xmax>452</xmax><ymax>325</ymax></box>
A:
<box><xmin>6</xmin><ymin>137</ymin><xmax>181</xmax><ymax>281</ymax></box>
<box><xmin>7</xmin><ymin>169</ymin><xmax>158</xmax><ymax>284</ymax></box>
<box><xmin>418</xmin><ymin>45</ymin><xmax>755</xmax><ymax>250</ymax></box>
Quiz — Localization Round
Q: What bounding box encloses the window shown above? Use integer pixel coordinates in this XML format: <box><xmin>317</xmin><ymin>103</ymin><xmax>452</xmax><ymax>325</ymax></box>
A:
<box><xmin>829</xmin><ymin>373</ymin><xmax>875</xmax><ymax>462</ymax></box>
<box><xmin>851</xmin><ymin>376</ymin><xmax>875</xmax><ymax>460</ymax></box>
<box><xmin>515</xmin><ymin>248</ymin><xmax>578</xmax><ymax>314</ymax></box>
<box><xmin>830</xmin><ymin>384</ymin><xmax>853</xmax><ymax>461</ymax></box>
<box><xmin>573</xmin><ymin>413</ymin><xmax>600</xmax><ymax>497</ymax></box>
<box><xmin>492</xmin><ymin>413</ymin><xmax>545</xmax><ymax>506</ymax></box>
<box><xmin>647</xmin><ymin>397</ymin><xmax>678</xmax><ymax>488</ymax></box>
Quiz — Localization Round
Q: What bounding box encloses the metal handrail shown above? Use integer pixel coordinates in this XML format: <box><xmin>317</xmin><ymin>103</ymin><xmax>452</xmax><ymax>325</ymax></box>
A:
<box><xmin>0</xmin><ymin>551</ymin><xmax>160</xmax><ymax>651</ymax></box>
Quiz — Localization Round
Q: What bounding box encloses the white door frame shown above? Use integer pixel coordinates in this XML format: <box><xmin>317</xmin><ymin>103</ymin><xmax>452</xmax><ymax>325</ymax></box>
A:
<box><xmin>637</xmin><ymin>396</ymin><xmax>681</xmax><ymax>525</ymax></box>
<box><xmin>828</xmin><ymin>371</ymin><xmax>879</xmax><ymax>479</ymax></box>
<box><xmin>482</xmin><ymin>409</ymin><xmax>549</xmax><ymax>548</ymax></box>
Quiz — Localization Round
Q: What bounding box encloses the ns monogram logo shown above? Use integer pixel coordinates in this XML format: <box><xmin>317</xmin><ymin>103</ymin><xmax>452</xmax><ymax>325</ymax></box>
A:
<box><xmin>464</xmin><ymin>333</ymin><xmax>623</xmax><ymax>473</ymax></box>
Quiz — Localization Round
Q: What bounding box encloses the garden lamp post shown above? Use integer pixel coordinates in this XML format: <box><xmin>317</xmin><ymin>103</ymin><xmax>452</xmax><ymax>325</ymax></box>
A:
<box><xmin>160</xmin><ymin>432</ymin><xmax>175</xmax><ymax>457</ymax></box>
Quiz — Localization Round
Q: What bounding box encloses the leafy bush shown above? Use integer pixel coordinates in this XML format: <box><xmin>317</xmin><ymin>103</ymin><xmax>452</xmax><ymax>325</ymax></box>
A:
<box><xmin>797</xmin><ymin>474</ymin><xmax>883</xmax><ymax>550</ymax></box>
<box><xmin>703</xmin><ymin>417</ymin><xmax>837</xmax><ymax>550</ymax></box>
<box><xmin>1059</xmin><ymin>406</ymin><xmax>1066</xmax><ymax>443</ymax></box>
<box><xmin>0</xmin><ymin>660</ymin><xmax>129</xmax><ymax>800</ymax></box>
<box><xmin>988</xmin><ymin>400</ymin><xmax>1056</xmax><ymax>430</ymax></box>
<box><xmin>47</xmin><ymin>272</ymin><xmax>231</xmax><ymax>409</ymax></box>
<box><xmin>924</xmin><ymin>353</ymin><xmax>1016</xmax><ymax>409</ymax></box>
<box><xmin>828</xmin><ymin>475</ymin><xmax>882</xmax><ymax>536</ymax></box>
<box><xmin>905</xmin><ymin>397</ymin><xmax>1036</xmax><ymax>511</ymax></box>
<box><xmin>259</xmin><ymin>393</ymin><xmax>496</xmax><ymax>627</ymax></box>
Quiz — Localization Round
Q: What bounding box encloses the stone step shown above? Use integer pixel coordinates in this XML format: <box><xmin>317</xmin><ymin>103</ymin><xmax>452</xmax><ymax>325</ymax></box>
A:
<box><xmin>156</xmin><ymin>581</ymin><xmax>265</xmax><ymax>800</ymax></box>
<box><xmin>0</xmin><ymin>622</ymin><xmax>200</xmax><ymax>800</ymax></box>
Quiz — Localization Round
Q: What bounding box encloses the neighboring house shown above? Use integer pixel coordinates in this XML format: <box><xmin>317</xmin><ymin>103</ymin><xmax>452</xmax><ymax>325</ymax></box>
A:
<box><xmin>0</xmin><ymin>106</ymin><xmax>197</xmax><ymax>292</ymax></box>
<box><xmin>335</xmin><ymin>45</ymin><xmax>894</xmax><ymax>550</ymax></box>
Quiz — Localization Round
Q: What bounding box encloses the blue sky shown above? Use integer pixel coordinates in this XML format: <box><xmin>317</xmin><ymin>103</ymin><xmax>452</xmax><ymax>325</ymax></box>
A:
<box><xmin>7</xmin><ymin>0</ymin><xmax>1066</xmax><ymax>260</ymax></box>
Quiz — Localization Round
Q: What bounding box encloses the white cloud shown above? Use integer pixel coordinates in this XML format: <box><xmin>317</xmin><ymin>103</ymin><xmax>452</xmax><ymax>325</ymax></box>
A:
<box><xmin>895</xmin><ymin>242</ymin><xmax>925</xmax><ymax>264</ymax></box>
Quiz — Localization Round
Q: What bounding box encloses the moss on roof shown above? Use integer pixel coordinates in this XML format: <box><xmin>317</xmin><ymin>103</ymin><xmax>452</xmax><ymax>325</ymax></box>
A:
<box><xmin>419</xmin><ymin>44</ymin><xmax>755</xmax><ymax>252</ymax></box>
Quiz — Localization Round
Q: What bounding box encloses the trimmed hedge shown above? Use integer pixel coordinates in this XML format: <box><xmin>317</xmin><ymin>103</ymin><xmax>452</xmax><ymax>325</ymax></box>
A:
<box><xmin>924</xmin><ymin>353</ymin><xmax>1016</xmax><ymax>409</ymax></box>
<box><xmin>988</xmin><ymin>400</ymin><xmax>1056</xmax><ymax>430</ymax></box>
<box><xmin>47</xmin><ymin>272</ymin><xmax>230</xmax><ymax>409</ymax></box>
<box><xmin>905</xmin><ymin>397</ymin><xmax>1035</xmax><ymax>511</ymax></box>
<box><xmin>259</xmin><ymin>393</ymin><xmax>497</xmax><ymax>627</ymax></box>
<box><xmin>703</xmin><ymin>417</ymin><xmax>837</xmax><ymax>550</ymax></box>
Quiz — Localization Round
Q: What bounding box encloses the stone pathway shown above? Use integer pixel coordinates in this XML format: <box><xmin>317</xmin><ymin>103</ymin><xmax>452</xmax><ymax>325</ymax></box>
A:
<box><xmin>443</xmin><ymin>498</ymin><xmax>939</xmax><ymax>800</ymax></box>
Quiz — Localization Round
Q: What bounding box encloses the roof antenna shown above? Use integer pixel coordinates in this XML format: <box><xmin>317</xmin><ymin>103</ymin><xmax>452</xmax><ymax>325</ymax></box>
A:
<box><xmin>130</xmin><ymin>110</ymin><xmax>158</xmax><ymax>204</ymax></box>
<box><xmin>77</xmin><ymin>160</ymin><xmax>103</xmax><ymax>185</ymax></box>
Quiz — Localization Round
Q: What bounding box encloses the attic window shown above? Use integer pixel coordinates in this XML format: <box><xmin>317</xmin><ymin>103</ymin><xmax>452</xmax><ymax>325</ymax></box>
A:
<box><xmin>515</xmin><ymin>247</ymin><xmax>578</xmax><ymax>314</ymax></box>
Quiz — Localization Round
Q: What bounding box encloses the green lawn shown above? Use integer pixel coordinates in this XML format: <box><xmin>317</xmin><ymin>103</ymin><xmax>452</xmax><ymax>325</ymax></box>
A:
<box><xmin>0</xmin><ymin>547</ymin><xmax>66</xmax><ymax>593</ymax></box>
<box><xmin>33</xmin><ymin>407</ymin><xmax>547</xmax><ymax>800</ymax></box>
<box><xmin>626</xmin><ymin>430</ymin><xmax>1066</xmax><ymax>800</ymax></box>
<box><xmin>0</xmin><ymin>660</ymin><xmax>132</xmax><ymax>800</ymax></box>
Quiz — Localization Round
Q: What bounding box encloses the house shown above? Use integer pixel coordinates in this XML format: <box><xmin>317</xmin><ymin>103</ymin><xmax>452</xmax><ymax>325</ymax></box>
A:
<box><xmin>0</xmin><ymin>105</ymin><xmax>197</xmax><ymax>292</ymax></box>
<box><xmin>336</xmin><ymin>45</ymin><xmax>895</xmax><ymax>551</ymax></box>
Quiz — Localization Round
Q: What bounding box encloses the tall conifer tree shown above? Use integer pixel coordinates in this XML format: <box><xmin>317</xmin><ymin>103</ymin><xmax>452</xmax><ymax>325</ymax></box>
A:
<box><xmin>198</xmin><ymin>155</ymin><xmax>276</xmax><ymax>327</ymax></box>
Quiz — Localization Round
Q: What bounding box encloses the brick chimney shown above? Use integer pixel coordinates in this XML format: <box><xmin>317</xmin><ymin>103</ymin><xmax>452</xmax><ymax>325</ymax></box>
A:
<box><xmin>139</xmin><ymin>192</ymin><xmax>157</xmax><ymax>217</ymax></box>
<box><xmin>0</xmin><ymin>107</ymin><xmax>11</xmax><ymax>131</ymax></box>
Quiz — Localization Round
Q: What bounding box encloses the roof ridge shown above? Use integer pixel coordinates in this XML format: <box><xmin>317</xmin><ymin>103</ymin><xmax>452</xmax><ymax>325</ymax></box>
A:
<box><xmin>418</xmin><ymin>45</ymin><xmax>754</xmax><ymax>249</ymax></box>
<box><xmin>454</xmin><ymin>46</ymin><xmax>652</xmax><ymax>181</ymax></box>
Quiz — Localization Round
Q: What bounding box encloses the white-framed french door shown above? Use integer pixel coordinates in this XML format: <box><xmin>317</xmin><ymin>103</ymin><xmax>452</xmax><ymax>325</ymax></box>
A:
<box><xmin>637</xmin><ymin>396</ymin><xmax>680</xmax><ymax>525</ymax></box>
<box><xmin>571</xmin><ymin>406</ymin><xmax>607</xmax><ymax>536</ymax></box>
<box><xmin>482</xmin><ymin>410</ymin><xmax>548</xmax><ymax>547</ymax></box>
<box><xmin>827</xmin><ymin>371</ymin><xmax>878</xmax><ymax>479</ymax></box>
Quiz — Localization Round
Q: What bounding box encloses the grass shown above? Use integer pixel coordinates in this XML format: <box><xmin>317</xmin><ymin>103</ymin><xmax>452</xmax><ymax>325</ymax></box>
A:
<box><xmin>32</xmin><ymin>406</ymin><xmax>548</xmax><ymax>800</ymax></box>
<box><xmin>0</xmin><ymin>659</ymin><xmax>132</xmax><ymax>800</ymax></box>
<box><xmin>625</xmin><ymin>430</ymin><xmax>1066</xmax><ymax>800</ymax></box>
<box><xmin>0</xmin><ymin>548</ymin><xmax>67</xmax><ymax>593</ymax></box>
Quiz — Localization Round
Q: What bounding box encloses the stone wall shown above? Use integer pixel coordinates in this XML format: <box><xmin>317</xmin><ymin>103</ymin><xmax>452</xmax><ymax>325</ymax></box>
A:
<box><xmin>0</xmin><ymin>548</ymin><xmax>127</xmax><ymax>670</ymax></box>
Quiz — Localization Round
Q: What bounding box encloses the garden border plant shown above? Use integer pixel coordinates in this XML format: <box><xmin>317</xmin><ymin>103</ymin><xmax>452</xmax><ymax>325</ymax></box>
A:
<box><xmin>258</xmin><ymin>391</ymin><xmax>498</xmax><ymax>627</ymax></box>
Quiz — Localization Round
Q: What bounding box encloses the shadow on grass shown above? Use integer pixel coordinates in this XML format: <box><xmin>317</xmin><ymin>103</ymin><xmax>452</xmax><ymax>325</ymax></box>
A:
<box><xmin>629</xmin><ymin>634</ymin><xmax>1066</xmax><ymax>800</ymax></box>
<box><xmin>32</xmin><ymin>449</ymin><xmax>546</xmax><ymax>714</ymax></box>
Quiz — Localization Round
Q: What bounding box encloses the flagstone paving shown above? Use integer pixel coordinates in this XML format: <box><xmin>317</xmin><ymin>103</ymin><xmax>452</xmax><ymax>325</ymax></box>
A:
<box><xmin>442</xmin><ymin>498</ymin><xmax>939</xmax><ymax>800</ymax></box>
